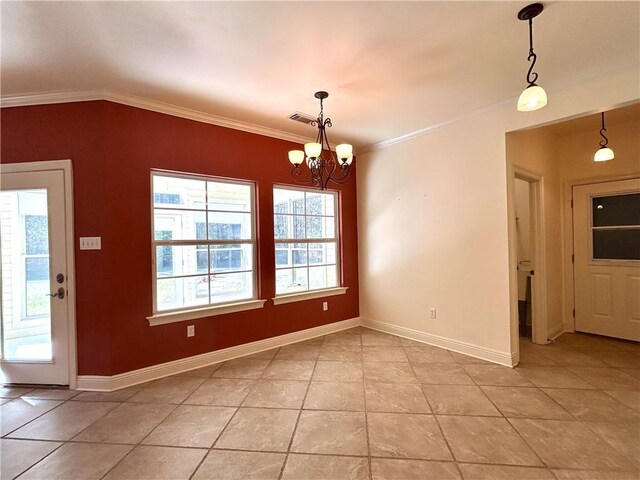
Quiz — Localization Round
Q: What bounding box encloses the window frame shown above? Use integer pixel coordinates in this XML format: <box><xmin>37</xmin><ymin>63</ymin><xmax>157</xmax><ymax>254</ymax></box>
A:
<box><xmin>272</xmin><ymin>184</ymin><xmax>345</xmax><ymax>302</ymax></box>
<box><xmin>148</xmin><ymin>170</ymin><xmax>263</xmax><ymax>325</ymax></box>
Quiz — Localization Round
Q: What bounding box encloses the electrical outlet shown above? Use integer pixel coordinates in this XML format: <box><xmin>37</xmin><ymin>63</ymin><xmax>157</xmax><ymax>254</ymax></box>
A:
<box><xmin>323</xmin><ymin>301</ymin><xmax>328</xmax><ymax>311</ymax></box>
<box><xmin>79</xmin><ymin>237</ymin><xmax>101</xmax><ymax>250</ymax></box>
<box><xmin>187</xmin><ymin>325</ymin><xmax>195</xmax><ymax>337</ymax></box>
<box><xmin>429</xmin><ymin>307</ymin><xmax>437</xmax><ymax>319</ymax></box>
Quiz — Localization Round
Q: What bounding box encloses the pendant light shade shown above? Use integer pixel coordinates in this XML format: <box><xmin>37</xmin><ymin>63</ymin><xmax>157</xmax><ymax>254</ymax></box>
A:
<box><xmin>288</xmin><ymin>150</ymin><xmax>304</xmax><ymax>166</ymax></box>
<box><xmin>594</xmin><ymin>147</ymin><xmax>615</xmax><ymax>162</ymax></box>
<box><xmin>517</xmin><ymin>4</ymin><xmax>547</xmax><ymax>112</ymax></box>
<box><xmin>594</xmin><ymin>112</ymin><xmax>614</xmax><ymax>162</ymax></box>
<box><xmin>517</xmin><ymin>85</ymin><xmax>548</xmax><ymax>112</ymax></box>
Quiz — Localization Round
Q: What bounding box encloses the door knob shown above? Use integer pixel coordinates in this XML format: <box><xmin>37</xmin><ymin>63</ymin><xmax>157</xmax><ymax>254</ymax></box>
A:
<box><xmin>46</xmin><ymin>287</ymin><xmax>65</xmax><ymax>299</ymax></box>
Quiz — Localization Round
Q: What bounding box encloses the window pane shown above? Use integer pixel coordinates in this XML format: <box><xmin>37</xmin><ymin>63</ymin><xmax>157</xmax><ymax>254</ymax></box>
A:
<box><xmin>274</xmin><ymin>215</ymin><xmax>288</xmax><ymax>239</ymax></box>
<box><xmin>276</xmin><ymin>268</ymin><xmax>308</xmax><ymax>295</ymax></box>
<box><xmin>210</xmin><ymin>244</ymin><xmax>252</xmax><ymax>272</ymax></box>
<box><xmin>25</xmin><ymin>215</ymin><xmax>49</xmax><ymax>255</ymax></box>
<box><xmin>275</xmin><ymin>243</ymin><xmax>309</xmax><ymax>268</ymax></box>
<box><xmin>306</xmin><ymin>192</ymin><xmax>335</xmax><ymax>216</ymax></box>
<box><xmin>275</xmin><ymin>243</ymin><xmax>289</xmax><ymax>267</ymax></box>
<box><xmin>593</xmin><ymin>229</ymin><xmax>640</xmax><ymax>260</ymax></box>
<box><xmin>155</xmin><ymin>245</ymin><xmax>208</xmax><ymax>277</ymax></box>
<box><xmin>309</xmin><ymin>265</ymin><xmax>338</xmax><ymax>290</ymax></box>
<box><xmin>210</xmin><ymin>272</ymin><xmax>253</xmax><ymax>303</ymax></box>
<box><xmin>309</xmin><ymin>242</ymin><xmax>337</xmax><ymax>265</ymax></box>
<box><xmin>208</xmin><ymin>182</ymin><xmax>252</xmax><ymax>212</ymax></box>
<box><xmin>274</xmin><ymin>215</ymin><xmax>305</xmax><ymax>240</ymax></box>
<box><xmin>2</xmin><ymin>189</ymin><xmax>52</xmax><ymax>360</ymax></box>
<box><xmin>157</xmin><ymin>275</ymin><xmax>209</xmax><ymax>311</ymax></box>
<box><xmin>153</xmin><ymin>175</ymin><xmax>206</xmax><ymax>209</ymax></box>
<box><xmin>154</xmin><ymin>210</ymin><xmax>206</xmax><ymax>240</ymax></box>
<box><xmin>593</xmin><ymin>194</ymin><xmax>640</xmax><ymax>227</ymax></box>
<box><xmin>208</xmin><ymin>212</ymin><xmax>252</xmax><ymax>240</ymax></box>
<box><xmin>25</xmin><ymin>258</ymin><xmax>50</xmax><ymax>317</ymax></box>
<box><xmin>306</xmin><ymin>216</ymin><xmax>335</xmax><ymax>239</ymax></box>
<box><xmin>294</xmin><ymin>216</ymin><xmax>306</xmax><ymax>239</ymax></box>
<box><xmin>274</xmin><ymin>188</ymin><xmax>305</xmax><ymax>214</ymax></box>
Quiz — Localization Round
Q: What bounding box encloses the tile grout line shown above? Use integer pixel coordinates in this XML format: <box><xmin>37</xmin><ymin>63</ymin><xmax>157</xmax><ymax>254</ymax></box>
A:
<box><xmin>357</xmin><ymin>334</ymin><xmax>374</xmax><ymax>480</ymax></box>
<box><xmin>195</xmin><ymin>346</ymin><xmax>281</xmax><ymax>480</ymax></box>
<box><xmin>277</xmin><ymin>345</ymin><xmax>321</xmax><ymax>480</ymax></box>
<box><xmin>404</xmin><ymin>343</ymin><xmax>464</xmax><ymax>478</ymax></box>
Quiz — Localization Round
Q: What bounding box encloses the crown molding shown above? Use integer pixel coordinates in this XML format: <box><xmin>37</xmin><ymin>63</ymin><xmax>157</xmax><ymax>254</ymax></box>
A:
<box><xmin>359</xmin><ymin>96</ymin><xmax>515</xmax><ymax>154</ymax></box>
<box><xmin>1</xmin><ymin>90</ymin><xmax>316</xmax><ymax>146</ymax></box>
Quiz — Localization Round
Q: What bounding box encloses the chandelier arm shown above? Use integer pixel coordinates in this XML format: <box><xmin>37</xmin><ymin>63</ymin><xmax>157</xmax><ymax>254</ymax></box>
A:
<box><xmin>291</xmin><ymin>165</ymin><xmax>319</xmax><ymax>188</ymax></box>
<box><xmin>328</xmin><ymin>166</ymin><xmax>351</xmax><ymax>185</ymax></box>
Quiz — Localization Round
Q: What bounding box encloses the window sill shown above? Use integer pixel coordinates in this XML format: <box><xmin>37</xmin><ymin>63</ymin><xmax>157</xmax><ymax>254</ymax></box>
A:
<box><xmin>147</xmin><ymin>299</ymin><xmax>267</xmax><ymax>326</ymax></box>
<box><xmin>272</xmin><ymin>287</ymin><xmax>348</xmax><ymax>305</ymax></box>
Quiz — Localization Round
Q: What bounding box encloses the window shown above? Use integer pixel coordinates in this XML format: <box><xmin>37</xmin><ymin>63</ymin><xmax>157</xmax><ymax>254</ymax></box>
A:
<box><xmin>151</xmin><ymin>172</ymin><xmax>256</xmax><ymax>314</ymax></box>
<box><xmin>592</xmin><ymin>193</ymin><xmax>640</xmax><ymax>260</ymax></box>
<box><xmin>273</xmin><ymin>186</ymin><xmax>339</xmax><ymax>295</ymax></box>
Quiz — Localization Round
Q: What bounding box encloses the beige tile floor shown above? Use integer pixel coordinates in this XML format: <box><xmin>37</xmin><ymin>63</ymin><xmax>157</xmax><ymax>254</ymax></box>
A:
<box><xmin>1</xmin><ymin>327</ymin><xmax>639</xmax><ymax>480</ymax></box>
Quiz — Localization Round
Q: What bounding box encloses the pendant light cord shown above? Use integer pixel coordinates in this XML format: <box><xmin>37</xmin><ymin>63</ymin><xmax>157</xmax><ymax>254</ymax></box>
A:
<box><xmin>525</xmin><ymin>17</ymin><xmax>539</xmax><ymax>87</ymax></box>
<box><xmin>599</xmin><ymin>112</ymin><xmax>609</xmax><ymax>147</ymax></box>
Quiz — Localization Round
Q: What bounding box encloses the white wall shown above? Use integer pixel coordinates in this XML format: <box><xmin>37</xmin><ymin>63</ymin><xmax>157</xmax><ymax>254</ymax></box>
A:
<box><xmin>357</xmin><ymin>68</ymin><xmax>639</xmax><ymax>363</ymax></box>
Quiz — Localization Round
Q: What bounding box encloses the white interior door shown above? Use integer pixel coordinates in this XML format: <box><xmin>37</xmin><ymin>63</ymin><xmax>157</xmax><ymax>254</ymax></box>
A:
<box><xmin>1</xmin><ymin>169</ymin><xmax>70</xmax><ymax>385</ymax></box>
<box><xmin>573</xmin><ymin>178</ymin><xmax>640</xmax><ymax>341</ymax></box>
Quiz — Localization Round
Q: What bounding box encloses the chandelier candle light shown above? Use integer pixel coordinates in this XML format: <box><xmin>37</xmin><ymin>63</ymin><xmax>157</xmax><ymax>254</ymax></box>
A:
<box><xmin>594</xmin><ymin>112</ymin><xmax>615</xmax><ymax>162</ymax></box>
<box><xmin>517</xmin><ymin>3</ymin><xmax>548</xmax><ymax>112</ymax></box>
<box><xmin>288</xmin><ymin>91</ymin><xmax>353</xmax><ymax>190</ymax></box>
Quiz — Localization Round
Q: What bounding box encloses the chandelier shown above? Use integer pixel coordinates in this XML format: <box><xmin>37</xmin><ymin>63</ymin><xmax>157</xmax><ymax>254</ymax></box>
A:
<box><xmin>288</xmin><ymin>91</ymin><xmax>354</xmax><ymax>190</ymax></box>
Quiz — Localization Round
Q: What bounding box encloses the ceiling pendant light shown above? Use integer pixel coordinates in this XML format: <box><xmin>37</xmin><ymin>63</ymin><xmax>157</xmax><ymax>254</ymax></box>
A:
<box><xmin>517</xmin><ymin>3</ymin><xmax>548</xmax><ymax>112</ymax></box>
<box><xmin>594</xmin><ymin>112</ymin><xmax>615</xmax><ymax>162</ymax></box>
<box><xmin>287</xmin><ymin>91</ymin><xmax>353</xmax><ymax>190</ymax></box>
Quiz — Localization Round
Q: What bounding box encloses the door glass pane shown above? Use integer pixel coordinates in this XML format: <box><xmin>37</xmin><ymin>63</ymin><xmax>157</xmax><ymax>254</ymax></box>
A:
<box><xmin>1</xmin><ymin>189</ymin><xmax>52</xmax><ymax>360</ymax></box>
<box><xmin>593</xmin><ymin>229</ymin><xmax>640</xmax><ymax>260</ymax></box>
<box><xmin>592</xmin><ymin>194</ymin><xmax>640</xmax><ymax>227</ymax></box>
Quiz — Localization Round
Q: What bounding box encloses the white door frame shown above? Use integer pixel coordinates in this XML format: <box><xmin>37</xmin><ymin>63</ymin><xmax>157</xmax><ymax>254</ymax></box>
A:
<box><xmin>0</xmin><ymin>160</ymin><xmax>77</xmax><ymax>389</ymax></box>
<box><xmin>508</xmin><ymin>164</ymin><xmax>549</xmax><ymax>360</ymax></box>
<box><xmin>562</xmin><ymin>173</ymin><xmax>640</xmax><ymax>333</ymax></box>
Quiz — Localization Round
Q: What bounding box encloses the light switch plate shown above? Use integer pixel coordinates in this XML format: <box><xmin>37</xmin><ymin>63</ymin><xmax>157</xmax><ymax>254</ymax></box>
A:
<box><xmin>80</xmin><ymin>237</ymin><xmax>101</xmax><ymax>250</ymax></box>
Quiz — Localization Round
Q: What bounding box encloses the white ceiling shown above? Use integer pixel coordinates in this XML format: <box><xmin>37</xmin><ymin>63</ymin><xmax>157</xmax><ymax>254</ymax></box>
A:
<box><xmin>2</xmin><ymin>1</ymin><xmax>638</xmax><ymax>149</ymax></box>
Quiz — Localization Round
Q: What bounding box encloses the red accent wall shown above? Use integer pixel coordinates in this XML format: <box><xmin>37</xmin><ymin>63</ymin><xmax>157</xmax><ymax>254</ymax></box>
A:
<box><xmin>1</xmin><ymin>101</ymin><xmax>359</xmax><ymax>376</ymax></box>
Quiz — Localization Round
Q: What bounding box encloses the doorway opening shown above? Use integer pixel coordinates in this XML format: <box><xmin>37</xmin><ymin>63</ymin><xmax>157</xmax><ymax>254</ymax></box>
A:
<box><xmin>515</xmin><ymin>177</ymin><xmax>534</xmax><ymax>339</ymax></box>
<box><xmin>509</xmin><ymin>167</ymin><xmax>549</xmax><ymax>353</ymax></box>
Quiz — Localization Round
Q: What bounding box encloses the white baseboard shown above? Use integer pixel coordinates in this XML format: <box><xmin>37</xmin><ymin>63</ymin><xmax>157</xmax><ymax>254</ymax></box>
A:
<box><xmin>77</xmin><ymin>317</ymin><xmax>360</xmax><ymax>391</ymax></box>
<box><xmin>361</xmin><ymin>317</ymin><xmax>516</xmax><ymax>367</ymax></box>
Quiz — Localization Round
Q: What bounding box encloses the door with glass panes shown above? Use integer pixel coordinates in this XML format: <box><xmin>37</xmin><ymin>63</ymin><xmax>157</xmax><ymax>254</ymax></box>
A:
<box><xmin>573</xmin><ymin>178</ymin><xmax>640</xmax><ymax>341</ymax></box>
<box><xmin>1</xmin><ymin>168</ymin><xmax>70</xmax><ymax>385</ymax></box>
